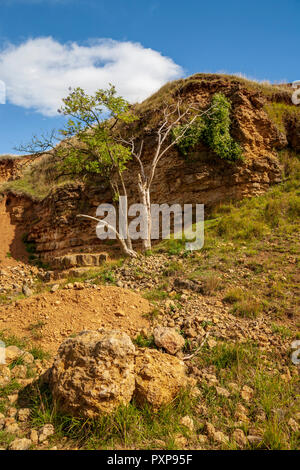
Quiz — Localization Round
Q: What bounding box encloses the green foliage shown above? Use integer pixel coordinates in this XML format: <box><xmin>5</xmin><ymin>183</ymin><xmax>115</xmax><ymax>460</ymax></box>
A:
<box><xmin>173</xmin><ymin>93</ymin><xmax>243</xmax><ymax>162</ymax></box>
<box><xmin>57</xmin><ymin>85</ymin><xmax>138</xmax><ymax>187</ymax></box>
<box><xmin>172</xmin><ymin>117</ymin><xmax>205</xmax><ymax>156</ymax></box>
<box><xmin>133</xmin><ymin>334</ymin><xmax>156</xmax><ymax>348</ymax></box>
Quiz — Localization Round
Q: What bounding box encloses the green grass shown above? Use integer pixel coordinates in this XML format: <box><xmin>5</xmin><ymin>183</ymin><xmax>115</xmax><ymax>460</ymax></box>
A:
<box><xmin>25</xmin><ymin>383</ymin><xmax>198</xmax><ymax>450</ymax></box>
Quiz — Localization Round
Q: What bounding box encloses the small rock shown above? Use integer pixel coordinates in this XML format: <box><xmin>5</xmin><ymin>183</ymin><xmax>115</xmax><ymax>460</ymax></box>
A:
<box><xmin>0</xmin><ymin>365</ymin><xmax>11</xmax><ymax>386</ymax></box>
<box><xmin>22</xmin><ymin>285</ymin><xmax>33</xmax><ymax>297</ymax></box>
<box><xmin>180</xmin><ymin>415</ymin><xmax>194</xmax><ymax>432</ymax></box>
<box><xmin>17</xmin><ymin>408</ymin><xmax>31</xmax><ymax>422</ymax></box>
<box><xmin>228</xmin><ymin>382</ymin><xmax>239</xmax><ymax>393</ymax></box>
<box><xmin>5</xmin><ymin>422</ymin><xmax>19</xmax><ymax>433</ymax></box>
<box><xmin>50</xmin><ymin>284</ymin><xmax>59</xmax><ymax>293</ymax></box>
<box><xmin>115</xmin><ymin>310</ymin><xmax>125</xmax><ymax>317</ymax></box>
<box><xmin>29</xmin><ymin>429</ymin><xmax>39</xmax><ymax>444</ymax></box>
<box><xmin>247</xmin><ymin>435</ymin><xmax>262</xmax><ymax>446</ymax></box>
<box><xmin>174</xmin><ymin>433</ymin><xmax>187</xmax><ymax>448</ymax></box>
<box><xmin>205</xmin><ymin>422</ymin><xmax>228</xmax><ymax>444</ymax></box>
<box><xmin>153</xmin><ymin>327</ymin><xmax>185</xmax><ymax>355</ymax></box>
<box><xmin>38</xmin><ymin>424</ymin><xmax>55</xmax><ymax>443</ymax></box>
<box><xmin>216</xmin><ymin>386</ymin><xmax>230</xmax><ymax>398</ymax></box>
<box><xmin>5</xmin><ymin>345</ymin><xmax>23</xmax><ymax>364</ymax></box>
<box><xmin>7</xmin><ymin>394</ymin><xmax>18</xmax><ymax>404</ymax></box>
<box><xmin>22</xmin><ymin>352</ymin><xmax>34</xmax><ymax>364</ymax></box>
<box><xmin>241</xmin><ymin>385</ymin><xmax>254</xmax><ymax>402</ymax></box>
<box><xmin>232</xmin><ymin>429</ymin><xmax>247</xmax><ymax>448</ymax></box>
<box><xmin>6</xmin><ymin>407</ymin><xmax>17</xmax><ymax>418</ymax></box>
<box><xmin>9</xmin><ymin>438</ymin><xmax>32</xmax><ymax>451</ymax></box>
<box><xmin>198</xmin><ymin>434</ymin><xmax>208</xmax><ymax>444</ymax></box>
<box><xmin>11</xmin><ymin>365</ymin><xmax>27</xmax><ymax>379</ymax></box>
<box><xmin>288</xmin><ymin>417</ymin><xmax>299</xmax><ymax>432</ymax></box>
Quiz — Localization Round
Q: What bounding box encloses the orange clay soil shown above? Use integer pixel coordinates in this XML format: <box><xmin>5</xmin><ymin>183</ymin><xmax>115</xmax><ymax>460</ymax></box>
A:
<box><xmin>0</xmin><ymin>198</ymin><xmax>28</xmax><ymax>267</ymax></box>
<box><xmin>0</xmin><ymin>286</ymin><xmax>151</xmax><ymax>355</ymax></box>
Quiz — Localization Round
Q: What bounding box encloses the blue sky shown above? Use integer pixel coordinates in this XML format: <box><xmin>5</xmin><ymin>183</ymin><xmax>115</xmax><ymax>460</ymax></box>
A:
<box><xmin>0</xmin><ymin>0</ymin><xmax>299</xmax><ymax>154</ymax></box>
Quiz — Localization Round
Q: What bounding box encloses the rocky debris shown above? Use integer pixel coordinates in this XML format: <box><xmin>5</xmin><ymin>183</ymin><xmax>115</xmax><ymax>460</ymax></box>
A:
<box><xmin>4</xmin><ymin>345</ymin><xmax>23</xmax><ymax>364</ymax></box>
<box><xmin>48</xmin><ymin>329</ymin><xmax>194</xmax><ymax>417</ymax></box>
<box><xmin>173</xmin><ymin>278</ymin><xmax>204</xmax><ymax>294</ymax></box>
<box><xmin>9</xmin><ymin>438</ymin><xmax>32</xmax><ymax>451</ymax></box>
<box><xmin>17</xmin><ymin>408</ymin><xmax>31</xmax><ymax>422</ymax></box>
<box><xmin>22</xmin><ymin>285</ymin><xmax>33</xmax><ymax>297</ymax></box>
<box><xmin>0</xmin><ymin>264</ymin><xmax>40</xmax><ymax>296</ymax></box>
<box><xmin>49</xmin><ymin>329</ymin><xmax>136</xmax><ymax>417</ymax></box>
<box><xmin>215</xmin><ymin>386</ymin><xmax>230</xmax><ymax>398</ymax></box>
<box><xmin>247</xmin><ymin>435</ymin><xmax>262</xmax><ymax>446</ymax></box>
<box><xmin>134</xmin><ymin>348</ymin><xmax>192</xmax><ymax>411</ymax></box>
<box><xmin>38</xmin><ymin>424</ymin><xmax>55</xmax><ymax>443</ymax></box>
<box><xmin>50</xmin><ymin>284</ymin><xmax>59</xmax><ymax>293</ymax></box>
<box><xmin>53</xmin><ymin>253</ymin><xmax>108</xmax><ymax>269</ymax></box>
<box><xmin>232</xmin><ymin>429</ymin><xmax>247</xmax><ymax>448</ymax></box>
<box><xmin>0</xmin><ymin>365</ymin><xmax>11</xmax><ymax>386</ymax></box>
<box><xmin>241</xmin><ymin>385</ymin><xmax>254</xmax><ymax>402</ymax></box>
<box><xmin>180</xmin><ymin>416</ymin><xmax>194</xmax><ymax>432</ymax></box>
<box><xmin>153</xmin><ymin>327</ymin><xmax>185</xmax><ymax>355</ymax></box>
<box><xmin>205</xmin><ymin>422</ymin><xmax>229</xmax><ymax>445</ymax></box>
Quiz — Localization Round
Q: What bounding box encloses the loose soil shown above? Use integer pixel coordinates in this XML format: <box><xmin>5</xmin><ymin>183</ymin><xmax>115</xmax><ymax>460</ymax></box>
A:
<box><xmin>0</xmin><ymin>286</ymin><xmax>151</xmax><ymax>354</ymax></box>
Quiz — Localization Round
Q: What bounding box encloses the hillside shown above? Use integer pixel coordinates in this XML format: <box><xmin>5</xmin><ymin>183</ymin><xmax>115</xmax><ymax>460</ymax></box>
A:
<box><xmin>0</xmin><ymin>73</ymin><xmax>299</xmax><ymax>263</ymax></box>
<box><xmin>0</xmin><ymin>73</ymin><xmax>299</xmax><ymax>451</ymax></box>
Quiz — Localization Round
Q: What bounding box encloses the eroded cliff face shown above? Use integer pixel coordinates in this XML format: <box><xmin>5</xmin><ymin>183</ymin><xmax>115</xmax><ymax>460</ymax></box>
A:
<box><xmin>0</xmin><ymin>75</ymin><xmax>295</xmax><ymax>264</ymax></box>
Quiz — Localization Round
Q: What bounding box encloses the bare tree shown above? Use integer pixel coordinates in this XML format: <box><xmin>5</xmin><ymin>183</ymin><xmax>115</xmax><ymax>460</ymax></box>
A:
<box><xmin>118</xmin><ymin>100</ymin><xmax>215</xmax><ymax>252</ymax></box>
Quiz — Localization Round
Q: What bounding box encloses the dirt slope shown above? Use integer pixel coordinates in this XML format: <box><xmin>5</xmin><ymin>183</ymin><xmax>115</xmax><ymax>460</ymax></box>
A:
<box><xmin>0</xmin><ymin>198</ymin><xmax>28</xmax><ymax>267</ymax></box>
<box><xmin>0</xmin><ymin>285</ymin><xmax>151</xmax><ymax>354</ymax></box>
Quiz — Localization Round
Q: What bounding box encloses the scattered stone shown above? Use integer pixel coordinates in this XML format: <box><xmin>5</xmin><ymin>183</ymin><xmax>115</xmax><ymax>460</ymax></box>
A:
<box><xmin>5</xmin><ymin>345</ymin><xmax>23</xmax><ymax>363</ymax></box>
<box><xmin>22</xmin><ymin>285</ymin><xmax>33</xmax><ymax>297</ymax></box>
<box><xmin>7</xmin><ymin>394</ymin><xmax>18</xmax><ymax>404</ymax></box>
<box><xmin>228</xmin><ymin>382</ymin><xmax>239</xmax><ymax>393</ymax></box>
<box><xmin>180</xmin><ymin>416</ymin><xmax>194</xmax><ymax>432</ymax></box>
<box><xmin>38</xmin><ymin>424</ymin><xmax>55</xmax><ymax>443</ymax></box>
<box><xmin>5</xmin><ymin>422</ymin><xmax>19</xmax><ymax>433</ymax></box>
<box><xmin>115</xmin><ymin>310</ymin><xmax>125</xmax><ymax>317</ymax></box>
<box><xmin>198</xmin><ymin>434</ymin><xmax>208</xmax><ymax>444</ymax></box>
<box><xmin>174</xmin><ymin>433</ymin><xmax>188</xmax><ymax>448</ymax></box>
<box><xmin>50</xmin><ymin>284</ymin><xmax>59</xmax><ymax>293</ymax></box>
<box><xmin>29</xmin><ymin>429</ymin><xmax>39</xmax><ymax>444</ymax></box>
<box><xmin>288</xmin><ymin>418</ymin><xmax>299</xmax><ymax>432</ymax></box>
<box><xmin>9</xmin><ymin>438</ymin><xmax>32</xmax><ymax>451</ymax></box>
<box><xmin>11</xmin><ymin>365</ymin><xmax>27</xmax><ymax>379</ymax></box>
<box><xmin>6</xmin><ymin>407</ymin><xmax>17</xmax><ymax>418</ymax></box>
<box><xmin>21</xmin><ymin>352</ymin><xmax>34</xmax><ymax>364</ymax></box>
<box><xmin>17</xmin><ymin>408</ymin><xmax>31</xmax><ymax>422</ymax></box>
<box><xmin>247</xmin><ymin>435</ymin><xmax>262</xmax><ymax>446</ymax></box>
<box><xmin>232</xmin><ymin>429</ymin><xmax>247</xmax><ymax>448</ymax></box>
<box><xmin>153</xmin><ymin>326</ymin><xmax>185</xmax><ymax>355</ymax></box>
<box><xmin>205</xmin><ymin>422</ymin><xmax>228</xmax><ymax>444</ymax></box>
<box><xmin>241</xmin><ymin>385</ymin><xmax>254</xmax><ymax>402</ymax></box>
<box><xmin>0</xmin><ymin>365</ymin><xmax>11</xmax><ymax>386</ymax></box>
<box><xmin>216</xmin><ymin>386</ymin><xmax>230</xmax><ymax>398</ymax></box>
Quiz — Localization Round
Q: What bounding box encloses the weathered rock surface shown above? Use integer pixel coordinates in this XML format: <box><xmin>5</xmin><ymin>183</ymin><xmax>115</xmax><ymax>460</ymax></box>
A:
<box><xmin>49</xmin><ymin>329</ymin><xmax>136</xmax><ymax>417</ymax></box>
<box><xmin>1</xmin><ymin>75</ymin><xmax>294</xmax><ymax>263</ymax></box>
<box><xmin>0</xmin><ymin>365</ymin><xmax>11</xmax><ymax>386</ymax></box>
<box><xmin>134</xmin><ymin>348</ymin><xmax>190</xmax><ymax>411</ymax></box>
<box><xmin>153</xmin><ymin>326</ymin><xmax>185</xmax><ymax>354</ymax></box>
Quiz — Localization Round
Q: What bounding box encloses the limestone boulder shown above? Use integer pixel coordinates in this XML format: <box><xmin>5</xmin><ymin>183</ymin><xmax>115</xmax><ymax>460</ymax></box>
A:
<box><xmin>49</xmin><ymin>329</ymin><xmax>136</xmax><ymax>417</ymax></box>
<box><xmin>134</xmin><ymin>348</ymin><xmax>190</xmax><ymax>411</ymax></box>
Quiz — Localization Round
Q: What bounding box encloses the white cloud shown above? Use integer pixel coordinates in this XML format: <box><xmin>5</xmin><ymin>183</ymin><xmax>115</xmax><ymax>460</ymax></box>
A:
<box><xmin>0</xmin><ymin>37</ymin><xmax>183</xmax><ymax>116</ymax></box>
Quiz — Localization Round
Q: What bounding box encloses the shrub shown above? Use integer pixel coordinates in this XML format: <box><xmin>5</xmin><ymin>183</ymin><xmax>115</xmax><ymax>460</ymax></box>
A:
<box><xmin>173</xmin><ymin>93</ymin><xmax>243</xmax><ymax>162</ymax></box>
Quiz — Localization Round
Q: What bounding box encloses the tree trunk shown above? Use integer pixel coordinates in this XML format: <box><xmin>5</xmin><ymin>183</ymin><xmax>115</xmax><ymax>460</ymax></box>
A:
<box><xmin>138</xmin><ymin>182</ymin><xmax>152</xmax><ymax>252</ymax></box>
